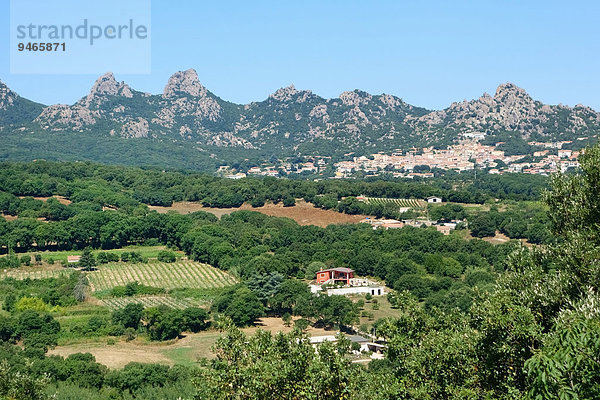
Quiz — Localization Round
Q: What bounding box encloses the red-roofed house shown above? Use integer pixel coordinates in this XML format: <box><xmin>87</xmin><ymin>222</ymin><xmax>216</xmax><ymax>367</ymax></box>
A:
<box><xmin>316</xmin><ymin>267</ymin><xmax>354</xmax><ymax>284</ymax></box>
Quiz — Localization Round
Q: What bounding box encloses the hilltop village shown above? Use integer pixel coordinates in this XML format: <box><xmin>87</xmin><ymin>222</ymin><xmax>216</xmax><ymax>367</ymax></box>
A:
<box><xmin>220</xmin><ymin>139</ymin><xmax>586</xmax><ymax>179</ymax></box>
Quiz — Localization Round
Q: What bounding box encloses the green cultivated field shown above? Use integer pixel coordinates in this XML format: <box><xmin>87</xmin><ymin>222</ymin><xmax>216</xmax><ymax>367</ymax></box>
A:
<box><xmin>88</xmin><ymin>261</ymin><xmax>237</xmax><ymax>291</ymax></box>
<box><xmin>0</xmin><ymin>267</ymin><xmax>71</xmax><ymax>280</ymax></box>
<box><xmin>100</xmin><ymin>295</ymin><xmax>207</xmax><ymax>310</ymax></box>
<box><xmin>3</xmin><ymin>245</ymin><xmax>176</xmax><ymax>264</ymax></box>
<box><xmin>362</xmin><ymin>197</ymin><xmax>427</xmax><ymax>209</ymax></box>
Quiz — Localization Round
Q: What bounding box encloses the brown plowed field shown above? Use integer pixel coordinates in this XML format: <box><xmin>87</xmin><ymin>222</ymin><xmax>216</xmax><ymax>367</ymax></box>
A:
<box><xmin>149</xmin><ymin>200</ymin><xmax>368</xmax><ymax>227</ymax></box>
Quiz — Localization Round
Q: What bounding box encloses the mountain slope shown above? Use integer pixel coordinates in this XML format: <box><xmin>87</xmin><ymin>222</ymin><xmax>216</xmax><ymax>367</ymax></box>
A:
<box><xmin>1</xmin><ymin>72</ymin><xmax>599</xmax><ymax>164</ymax></box>
<box><xmin>0</xmin><ymin>80</ymin><xmax>45</xmax><ymax>128</ymax></box>
<box><xmin>26</xmin><ymin>69</ymin><xmax>433</xmax><ymax>153</ymax></box>
<box><xmin>410</xmin><ymin>83</ymin><xmax>600</xmax><ymax>141</ymax></box>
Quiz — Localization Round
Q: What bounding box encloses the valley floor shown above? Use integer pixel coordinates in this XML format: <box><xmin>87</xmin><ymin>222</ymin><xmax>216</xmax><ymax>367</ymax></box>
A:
<box><xmin>49</xmin><ymin>317</ymin><xmax>336</xmax><ymax>368</ymax></box>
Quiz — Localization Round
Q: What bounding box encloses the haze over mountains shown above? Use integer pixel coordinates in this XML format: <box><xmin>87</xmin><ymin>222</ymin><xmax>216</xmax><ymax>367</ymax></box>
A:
<box><xmin>1</xmin><ymin>69</ymin><xmax>599</xmax><ymax>167</ymax></box>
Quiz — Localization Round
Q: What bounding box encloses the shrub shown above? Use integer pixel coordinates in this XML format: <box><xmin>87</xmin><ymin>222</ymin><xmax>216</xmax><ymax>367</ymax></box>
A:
<box><xmin>111</xmin><ymin>286</ymin><xmax>126</xmax><ymax>297</ymax></box>
<box><xmin>124</xmin><ymin>282</ymin><xmax>139</xmax><ymax>296</ymax></box>
<box><xmin>359</xmin><ymin>324</ymin><xmax>370</xmax><ymax>334</ymax></box>
<box><xmin>106</xmin><ymin>324</ymin><xmax>125</xmax><ymax>337</ymax></box>
<box><xmin>282</xmin><ymin>312</ymin><xmax>292</xmax><ymax>327</ymax></box>
<box><xmin>129</xmin><ymin>251</ymin><xmax>143</xmax><ymax>263</ymax></box>
<box><xmin>96</xmin><ymin>252</ymin><xmax>110</xmax><ymax>264</ymax></box>
<box><xmin>0</xmin><ymin>255</ymin><xmax>20</xmax><ymax>268</ymax></box>
<box><xmin>250</xmin><ymin>197</ymin><xmax>265</xmax><ymax>207</ymax></box>
<box><xmin>110</xmin><ymin>282</ymin><xmax>165</xmax><ymax>297</ymax></box>
<box><xmin>87</xmin><ymin>316</ymin><xmax>106</xmax><ymax>332</ymax></box>
<box><xmin>282</xmin><ymin>196</ymin><xmax>296</xmax><ymax>207</ymax></box>
<box><xmin>20</xmin><ymin>255</ymin><xmax>31</xmax><ymax>266</ymax></box>
<box><xmin>157</xmin><ymin>250</ymin><xmax>177</xmax><ymax>263</ymax></box>
<box><xmin>181</xmin><ymin>307</ymin><xmax>209</xmax><ymax>332</ymax></box>
<box><xmin>124</xmin><ymin>327</ymin><xmax>136</xmax><ymax>342</ymax></box>
<box><xmin>3</xmin><ymin>293</ymin><xmax>17</xmax><ymax>312</ymax></box>
<box><xmin>15</xmin><ymin>297</ymin><xmax>52</xmax><ymax>313</ymax></box>
<box><xmin>112</xmin><ymin>303</ymin><xmax>144</xmax><ymax>329</ymax></box>
<box><xmin>294</xmin><ymin>318</ymin><xmax>310</xmax><ymax>331</ymax></box>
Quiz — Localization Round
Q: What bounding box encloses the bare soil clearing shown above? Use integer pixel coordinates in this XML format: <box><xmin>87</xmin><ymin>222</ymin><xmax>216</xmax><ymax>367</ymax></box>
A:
<box><xmin>49</xmin><ymin>342</ymin><xmax>175</xmax><ymax>369</ymax></box>
<box><xmin>49</xmin><ymin>317</ymin><xmax>337</xmax><ymax>368</ymax></box>
<box><xmin>149</xmin><ymin>200</ymin><xmax>368</xmax><ymax>228</ymax></box>
<box><xmin>18</xmin><ymin>195</ymin><xmax>71</xmax><ymax>205</ymax></box>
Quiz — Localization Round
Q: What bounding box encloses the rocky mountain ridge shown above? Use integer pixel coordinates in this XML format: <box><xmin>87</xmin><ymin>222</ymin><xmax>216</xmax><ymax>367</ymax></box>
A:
<box><xmin>2</xmin><ymin>70</ymin><xmax>599</xmax><ymax>155</ymax></box>
<box><xmin>0</xmin><ymin>80</ymin><xmax>44</xmax><ymax>127</ymax></box>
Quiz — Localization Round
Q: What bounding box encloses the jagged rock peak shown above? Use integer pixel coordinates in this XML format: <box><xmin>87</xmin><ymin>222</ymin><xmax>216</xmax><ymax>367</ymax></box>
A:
<box><xmin>339</xmin><ymin>90</ymin><xmax>372</xmax><ymax>106</ymax></box>
<box><xmin>0</xmin><ymin>79</ymin><xmax>18</xmax><ymax>110</ymax></box>
<box><xmin>88</xmin><ymin>72</ymin><xmax>132</xmax><ymax>98</ymax></box>
<box><xmin>163</xmin><ymin>69</ymin><xmax>208</xmax><ymax>98</ymax></box>
<box><xmin>268</xmin><ymin>85</ymin><xmax>314</xmax><ymax>103</ymax></box>
<box><xmin>494</xmin><ymin>82</ymin><xmax>530</xmax><ymax>101</ymax></box>
<box><xmin>269</xmin><ymin>85</ymin><xmax>299</xmax><ymax>101</ymax></box>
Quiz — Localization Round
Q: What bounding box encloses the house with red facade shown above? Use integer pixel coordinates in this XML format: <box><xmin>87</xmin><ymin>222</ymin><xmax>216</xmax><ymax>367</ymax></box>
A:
<box><xmin>311</xmin><ymin>267</ymin><xmax>385</xmax><ymax>296</ymax></box>
<box><xmin>315</xmin><ymin>267</ymin><xmax>354</xmax><ymax>284</ymax></box>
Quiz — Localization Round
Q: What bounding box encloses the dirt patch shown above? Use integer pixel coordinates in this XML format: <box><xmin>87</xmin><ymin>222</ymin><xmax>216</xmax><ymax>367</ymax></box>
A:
<box><xmin>242</xmin><ymin>316</ymin><xmax>334</xmax><ymax>337</ymax></box>
<box><xmin>18</xmin><ymin>195</ymin><xmax>71</xmax><ymax>205</ymax></box>
<box><xmin>149</xmin><ymin>200</ymin><xmax>368</xmax><ymax>228</ymax></box>
<box><xmin>1</xmin><ymin>214</ymin><xmax>17</xmax><ymax>221</ymax></box>
<box><xmin>481</xmin><ymin>231</ymin><xmax>511</xmax><ymax>244</ymax></box>
<box><xmin>461</xmin><ymin>230</ymin><xmax>534</xmax><ymax>247</ymax></box>
<box><xmin>49</xmin><ymin>342</ymin><xmax>175</xmax><ymax>369</ymax></box>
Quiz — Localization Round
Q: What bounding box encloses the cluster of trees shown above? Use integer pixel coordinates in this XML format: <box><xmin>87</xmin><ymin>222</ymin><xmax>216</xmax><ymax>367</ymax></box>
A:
<box><xmin>0</xmin><ymin>344</ymin><xmax>197</xmax><ymax>399</ymax></box>
<box><xmin>194</xmin><ymin>144</ymin><xmax>600</xmax><ymax>399</ymax></box>
<box><xmin>0</xmin><ymin>164</ymin><xmax>516</xmax><ymax>316</ymax></box>
<box><xmin>110</xmin><ymin>303</ymin><xmax>210</xmax><ymax>341</ymax></box>
<box><xmin>0</xmin><ymin>160</ymin><xmax>545</xmax><ymax>216</ymax></box>
<box><xmin>0</xmin><ymin>160</ymin><xmax>551</xmax><ymax>256</ymax></box>
<box><xmin>1</xmin><ymin>273</ymin><xmax>84</xmax><ymax>311</ymax></box>
<box><xmin>0</xmin><ymin>310</ymin><xmax>61</xmax><ymax>356</ymax></box>
<box><xmin>195</xmin><ymin>327</ymin><xmax>365</xmax><ymax>400</ymax></box>
<box><xmin>211</xmin><ymin>277</ymin><xmax>359</xmax><ymax>329</ymax></box>
<box><xmin>0</xmin><ymin>209</ymin><xmax>217</xmax><ymax>252</ymax></box>
<box><xmin>427</xmin><ymin>201</ymin><xmax>553</xmax><ymax>244</ymax></box>
<box><xmin>5</xmin><ymin>145</ymin><xmax>598</xmax><ymax>398</ymax></box>
<box><xmin>0</xmin><ymin>274</ymin><xmax>209</xmax><ymax>349</ymax></box>
<box><xmin>110</xmin><ymin>281</ymin><xmax>165</xmax><ymax>297</ymax></box>
<box><xmin>181</xmin><ymin>212</ymin><xmax>512</xmax><ymax>313</ymax></box>
<box><xmin>0</xmin><ymin>253</ymin><xmax>37</xmax><ymax>268</ymax></box>
<box><xmin>467</xmin><ymin>203</ymin><xmax>552</xmax><ymax>243</ymax></box>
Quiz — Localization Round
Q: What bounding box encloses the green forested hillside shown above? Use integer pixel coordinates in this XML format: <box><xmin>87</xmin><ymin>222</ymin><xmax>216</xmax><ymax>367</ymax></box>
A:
<box><xmin>0</xmin><ymin>146</ymin><xmax>598</xmax><ymax>399</ymax></box>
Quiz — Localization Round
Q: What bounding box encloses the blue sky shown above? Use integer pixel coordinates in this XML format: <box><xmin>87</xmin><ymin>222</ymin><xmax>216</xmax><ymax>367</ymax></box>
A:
<box><xmin>1</xmin><ymin>0</ymin><xmax>599</xmax><ymax>110</ymax></box>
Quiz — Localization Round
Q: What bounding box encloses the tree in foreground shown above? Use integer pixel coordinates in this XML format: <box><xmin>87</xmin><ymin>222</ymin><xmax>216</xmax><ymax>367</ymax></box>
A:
<box><xmin>367</xmin><ymin>145</ymin><xmax>600</xmax><ymax>399</ymax></box>
<box><xmin>0</xmin><ymin>360</ymin><xmax>49</xmax><ymax>400</ymax></box>
<box><xmin>194</xmin><ymin>327</ymin><xmax>360</xmax><ymax>400</ymax></box>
